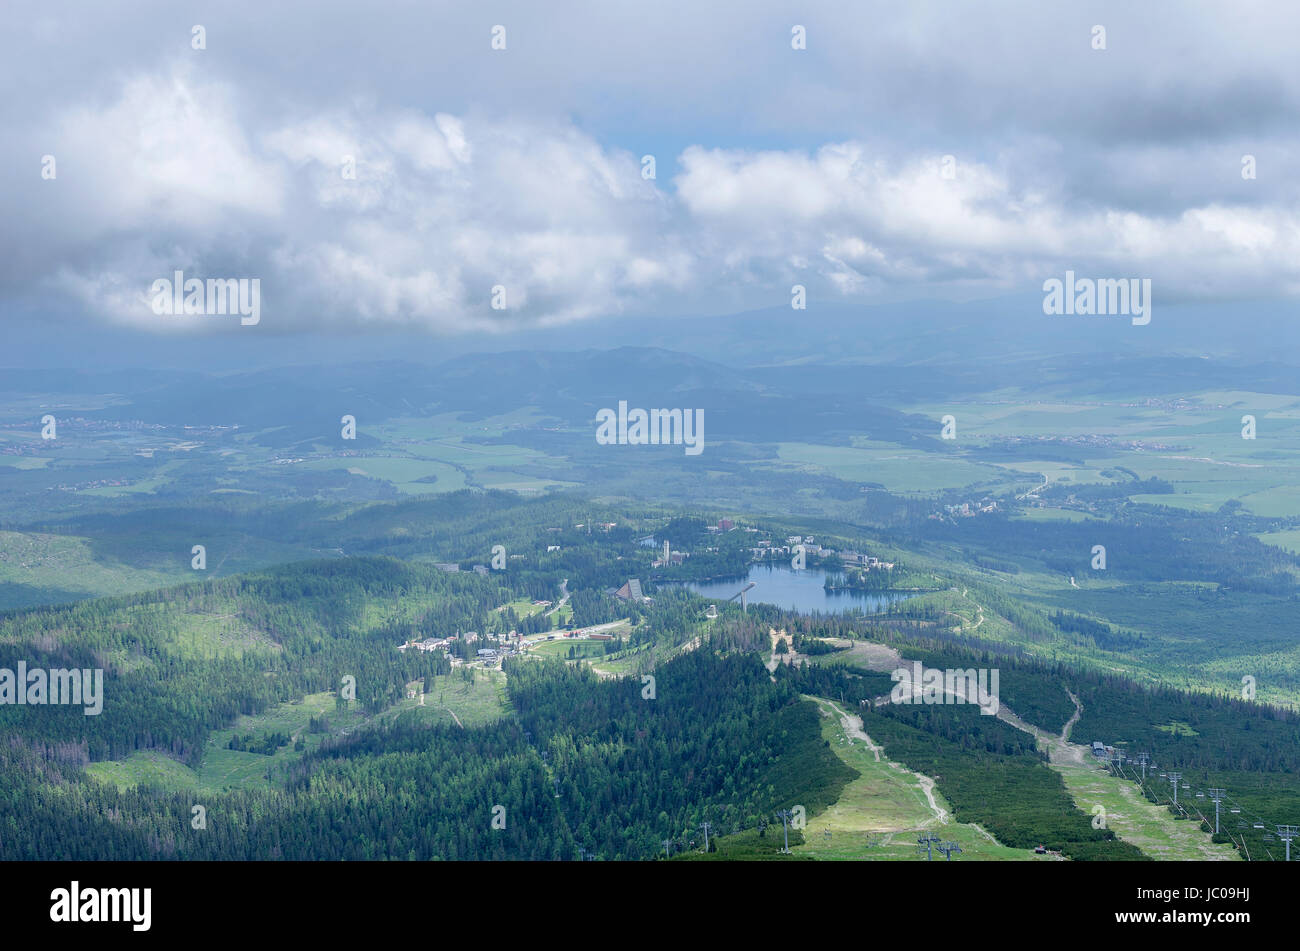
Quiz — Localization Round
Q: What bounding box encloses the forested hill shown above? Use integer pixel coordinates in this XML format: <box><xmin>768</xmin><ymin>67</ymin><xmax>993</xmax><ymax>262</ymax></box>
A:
<box><xmin>0</xmin><ymin>648</ymin><xmax>854</xmax><ymax>860</ymax></box>
<box><xmin>0</xmin><ymin>557</ymin><xmax>511</xmax><ymax>763</ymax></box>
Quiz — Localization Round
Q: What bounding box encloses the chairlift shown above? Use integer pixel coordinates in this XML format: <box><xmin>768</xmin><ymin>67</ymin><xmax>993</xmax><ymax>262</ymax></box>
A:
<box><xmin>1230</xmin><ymin>807</ymin><xmax>1242</xmax><ymax>813</ymax></box>
<box><xmin>1253</xmin><ymin>822</ymin><xmax>1265</xmax><ymax>829</ymax></box>
<box><xmin>1181</xmin><ymin>783</ymin><xmax>1190</xmax><ymax>790</ymax></box>
<box><xmin>1237</xmin><ymin>821</ymin><xmax>1248</xmax><ymax>829</ymax></box>
<box><xmin>1195</xmin><ymin>791</ymin><xmax>1205</xmax><ymax>798</ymax></box>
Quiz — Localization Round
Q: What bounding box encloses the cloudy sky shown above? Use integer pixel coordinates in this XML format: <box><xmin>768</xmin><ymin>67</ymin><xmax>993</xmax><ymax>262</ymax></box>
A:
<box><xmin>2</xmin><ymin>0</ymin><xmax>1297</xmax><ymax>343</ymax></box>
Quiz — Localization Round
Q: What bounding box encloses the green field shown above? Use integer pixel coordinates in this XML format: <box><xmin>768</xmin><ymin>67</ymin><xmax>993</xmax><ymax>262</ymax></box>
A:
<box><xmin>86</xmin><ymin>676</ymin><xmax>508</xmax><ymax>796</ymax></box>
<box><xmin>84</xmin><ymin>750</ymin><xmax>202</xmax><ymax>794</ymax></box>
<box><xmin>528</xmin><ymin>637</ymin><xmax>609</xmax><ymax>660</ymax></box>
<box><xmin>1002</xmin><ymin>719</ymin><xmax>1240</xmax><ymax>861</ymax></box>
<box><xmin>1256</xmin><ymin>528</ymin><xmax>1300</xmax><ymax>555</ymax></box>
<box><xmin>793</xmin><ymin>698</ymin><xmax>1049</xmax><ymax>861</ymax></box>
<box><xmin>895</xmin><ymin>393</ymin><xmax>1300</xmax><ymax>514</ymax></box>
<box><xmin>300</xmin><ymin>456</ymin><xmax>468</xmax><ymax>494</ymax></box>
<box><xmin>0</xmin><ymin>530</ymin><xmax>176</xmax><ymax>603</ymax></box>
<box><xmin>382</xmin><ymin>670</ymin><xmax>509</xmax><ymax>729</ymax></box>
<box><xmin>775</xmin><ymin>441</ymin><xmax>1006</xmax><ymax>494</ymax></box>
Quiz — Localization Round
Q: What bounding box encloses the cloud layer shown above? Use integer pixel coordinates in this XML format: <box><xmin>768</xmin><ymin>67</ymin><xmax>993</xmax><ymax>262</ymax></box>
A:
<box><xmin>3</xmin><ymin>1</ymin><xmax>1299</xmax><ymax>334</ymax></box>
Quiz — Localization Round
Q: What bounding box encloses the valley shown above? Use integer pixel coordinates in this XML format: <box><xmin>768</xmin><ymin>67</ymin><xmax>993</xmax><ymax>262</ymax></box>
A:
<box><xmin>1</xmin><ymin>354</ymin><xmax>1297</xmax><ymax>862</ymax></box>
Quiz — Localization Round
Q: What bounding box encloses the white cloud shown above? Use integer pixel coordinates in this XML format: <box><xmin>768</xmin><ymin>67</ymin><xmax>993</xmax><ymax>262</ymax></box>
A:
<box><xmin>673</xmin><ymin>143</ymin><xmax>1300</xmax><ymax>299</ymax></box>
<box><xmin>10</xmin><ymin>56</ymin><xmax>1300</xmax><ymax>334</ymax></box>
<box><xmin>56</xmin><ymin>69</ymin><xmax>285</xmax><ymax>230</ymax></box>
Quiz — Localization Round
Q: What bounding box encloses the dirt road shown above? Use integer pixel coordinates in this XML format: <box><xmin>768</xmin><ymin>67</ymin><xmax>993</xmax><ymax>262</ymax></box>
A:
<box><xmin>823</xmin><ymin>698</ymin><xmax>883</xmax><ymax>762</ymax></box>
<box><xmin>822</xmin><ymin>698</ymin><xmax>948</xmax><ymax>826</ymax></box>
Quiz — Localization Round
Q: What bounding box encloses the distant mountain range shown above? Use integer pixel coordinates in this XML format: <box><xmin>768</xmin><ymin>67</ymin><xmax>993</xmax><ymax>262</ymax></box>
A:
<box><xmin>5</xmin><ymin>293</ymin><xmax>1298</xmax><ymax>375</ymax></box>
<box><xmin>4</xmin><ymin>343</ymin><xmax>1295</xmax><ymax>452</ymax></box>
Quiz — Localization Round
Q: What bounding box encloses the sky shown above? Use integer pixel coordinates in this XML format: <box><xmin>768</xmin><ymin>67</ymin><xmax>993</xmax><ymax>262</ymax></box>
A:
<box><xmin>1</xmin><ymin>0</ymin><xmax>1298</xmax><ymax>357</ymax></box>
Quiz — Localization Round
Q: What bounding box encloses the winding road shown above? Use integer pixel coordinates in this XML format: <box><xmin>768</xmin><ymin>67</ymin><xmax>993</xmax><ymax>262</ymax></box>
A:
<box><xmin>822</xmin><ymin>698</ymin><xmax>949</xmax><ymax>827</ymax></box>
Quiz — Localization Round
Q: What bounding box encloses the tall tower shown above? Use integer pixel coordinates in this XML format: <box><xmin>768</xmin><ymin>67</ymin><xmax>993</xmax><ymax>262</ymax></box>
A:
<box><xmin>663</xmin><ymin>539</ymin><xmax>670</xmax><ymax>563</ymax></box>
